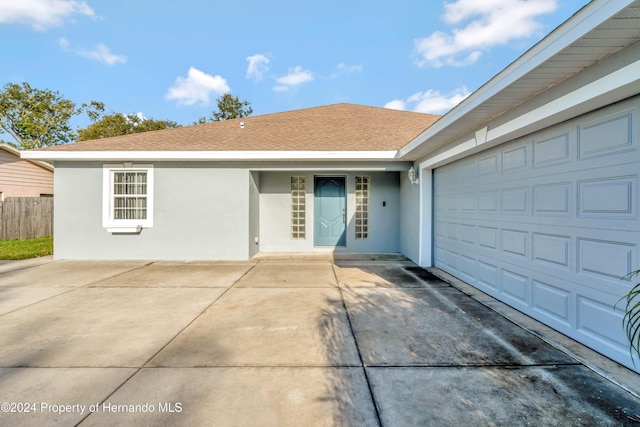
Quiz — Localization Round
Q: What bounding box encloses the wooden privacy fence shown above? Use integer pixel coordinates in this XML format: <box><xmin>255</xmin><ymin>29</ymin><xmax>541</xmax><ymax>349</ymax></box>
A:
<box><xmin>0</xmin><ymin>197</ymin><xmax>53</xmax><ymax>240</ymax></box>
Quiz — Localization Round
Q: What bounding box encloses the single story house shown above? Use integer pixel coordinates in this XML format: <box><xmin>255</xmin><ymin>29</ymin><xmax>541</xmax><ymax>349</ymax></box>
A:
<box><xmin>0</xmin><ymin>143</ymin><xmax>53</xmax><ymax>200</ymax></box>
<box><xmin>23</xmin><ymin>0</ymin><xmax>640</xmax><ymax>371</ymax></box>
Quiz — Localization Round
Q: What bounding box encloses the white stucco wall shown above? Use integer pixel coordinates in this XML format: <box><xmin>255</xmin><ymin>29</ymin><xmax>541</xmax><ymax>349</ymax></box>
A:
<box><xmin>54</xmin><ymin>162</ymin><xmax>252</xmax><ymax>260</ymax></box>
<box><xmin>399</xmin><ymin>170</ymin><xmax>420</xmax><ymax>263</ymax></box>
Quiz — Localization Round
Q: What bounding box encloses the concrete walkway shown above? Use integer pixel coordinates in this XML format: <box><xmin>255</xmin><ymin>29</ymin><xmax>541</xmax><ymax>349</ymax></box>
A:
<box><xmin>0</xmin><ymin>255</ymin><xmax>639</xmax><ymax>426</ymax></box>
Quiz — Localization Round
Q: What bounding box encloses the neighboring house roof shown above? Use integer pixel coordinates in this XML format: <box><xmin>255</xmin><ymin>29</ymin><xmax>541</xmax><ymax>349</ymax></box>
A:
<box><xmin>0</xmin><ymin>143</ymin><xmax>53</xmax><ymax>172</ymax></box>
<box><xmin>39</xmin><ymin>103</ymin><xmax>439</xmax><ymax>153</ymax></box>
<box><xmin>400</xmin><ymin>0</ymin><xmax>640</xmax><ymax>163</ymax></box>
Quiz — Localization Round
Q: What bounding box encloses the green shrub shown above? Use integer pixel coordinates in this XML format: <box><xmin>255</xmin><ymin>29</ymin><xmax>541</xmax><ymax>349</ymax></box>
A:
<box><xmin>620</xmin><ymin>270</ymin><xmax>640</xmax><ymax>364</ymax></box>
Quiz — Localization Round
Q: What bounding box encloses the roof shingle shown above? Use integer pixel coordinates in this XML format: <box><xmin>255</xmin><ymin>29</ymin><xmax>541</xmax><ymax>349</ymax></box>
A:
<box><xmin>43</xmin><ymin>103</ymin><xmax>440</xmax><ymax>152</ymax></box>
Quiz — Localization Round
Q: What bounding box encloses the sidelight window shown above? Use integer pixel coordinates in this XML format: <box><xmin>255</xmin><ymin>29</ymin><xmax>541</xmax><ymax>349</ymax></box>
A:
<box><xmin>291</xmin><ymin>176</ymin><xmax>306</xmax><ymax>239</ymax></box>
<box><xmin>355</xmin><ymin>176</ymin><xmax>369</xmax><ymax>239</ymax></box>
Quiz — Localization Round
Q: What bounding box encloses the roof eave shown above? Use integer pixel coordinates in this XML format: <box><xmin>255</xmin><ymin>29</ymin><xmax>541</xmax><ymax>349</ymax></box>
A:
<box><xmin>20</xmin><ymin>150</ymin><xmax>401</xmax><ymax>162</ymax></box>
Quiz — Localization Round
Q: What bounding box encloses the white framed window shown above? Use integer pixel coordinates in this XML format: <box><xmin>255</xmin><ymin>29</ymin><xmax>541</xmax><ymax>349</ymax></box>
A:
<box><xmin>103</xmin><ymin>164</ymin><xmax>154</xmax><ymax>233</ymax></box>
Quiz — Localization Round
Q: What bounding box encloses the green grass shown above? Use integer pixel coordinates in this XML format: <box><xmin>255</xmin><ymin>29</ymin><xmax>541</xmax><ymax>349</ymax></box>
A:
<box><xmin>0</xmin><ymin>237</ymin><xmax>53</xmax><ymax>260</ymax></box>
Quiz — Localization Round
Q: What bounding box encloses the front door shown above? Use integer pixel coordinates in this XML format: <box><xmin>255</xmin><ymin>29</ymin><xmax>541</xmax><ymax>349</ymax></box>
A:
<box><xmin>314</xmin><ymin>177</ymin><xmax>346</xmax><ymax>246</ymax></box>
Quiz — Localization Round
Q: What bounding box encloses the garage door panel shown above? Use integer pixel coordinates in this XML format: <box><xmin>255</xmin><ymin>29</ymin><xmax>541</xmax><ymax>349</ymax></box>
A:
<box><xmin>578</xmin><ymin>175</ymin><xmax>637</xmax><ymax>220</ymax></box>
<box><xmin>501</xmin><ymin>187</ymin><xmax>529</xmax><ymax>214</ymax></box>
<box><xmin>433</xmin><ymin>96</ymin><xmax>640</xmax><ymax>371</ymax></box>
<box><xmin>502</xmin><ymin>144</ymin><xmax>529</xmax><ymax>173</ymax></box>
<box><xmin>501</xmin><ymin>269</ymin><xmax>529</xmax><ymax>308</ymax></box>
<box><xmin>532</xmin><ymin>233</ymin><xmax>571</xmax><ymax>271</ymax></box>
<box><xmin>575</xmin><ymin>291</ymin><xmax>640</xmax><ymax>367</ymax></box>
<box><xmin>478</xmin><ymin>153</ymin><xmax>499</xmax><ymax>176</ymax></box>
<box><xmin>446</xmin><ymin>223</ymin><xmax>458</xmax><ymax>242</ymax></box>
<box><xmin>577</xmin><ymin>238</ymin><xmax>637</xmax><ymax>285</ymax></box>
<box><xmin>532</xmin><ymin>182</ymin><xmax>572</xmax><ymax>216</ymax></box>
<box><xmin>577</xmin><ymin>294</ymin><xmax>627</xmax><ymax>349</ymax></box>
<box><xmin>476</xmin><ymin>260</ymin><xmax>500</xmax><ymax>292</ymax></box>
<box><xmin>445</xmin><ymin>249</ymin><xmax>458</xmax><ymax>271</ymax></box>
<box><xmin>460</xmin><ymin>193</ymin><xmax>476</xmax><ymax>213</ymax></box>
<box><xmin>533</xmin><ymin>132</ymin><xmax>573</xmax><ymax>168</ymax></box>
<box><xmin>578</xmin><ymin>108</ymin><xmax>635</xmax><ymax>160</ymax></box>
<box><xmin>459</xmin><ymin>254</ymin><xmax>476</xmax><ymax>282</ymax></box>
<box><xmin>460</xmin><ymin>224</ymin><xmax>475</xmax><ymax>245</ymax></box>
<box><xmin>476</xmin><ymin>225</ymin><xmax>499</xmax><ymax>251</ymax></box>
<box><xmin>532</xmin><ymin>278</ymin><xmax>573</xmax><ymax>328</ymax></box>
<box><xmin>501</xmin><ymin>229</ymin><xmax>529</xmax><ymax>259</ymax></box>
<box><xmin>478</xmin><ymin>190</ymin><xmax>499</xmax><ymax>213</ymax></box>
<box><xmin>434</xmin><ymin>246</ymin><xmax>446</xmax><ymax>269</ymax></box>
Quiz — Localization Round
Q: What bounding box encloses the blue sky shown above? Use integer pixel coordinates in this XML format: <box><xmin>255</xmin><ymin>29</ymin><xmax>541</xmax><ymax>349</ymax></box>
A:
<box><xmin>0</xmin><ymin>0</ymin><xmax>589</xmax><ymax>131</ymax></box>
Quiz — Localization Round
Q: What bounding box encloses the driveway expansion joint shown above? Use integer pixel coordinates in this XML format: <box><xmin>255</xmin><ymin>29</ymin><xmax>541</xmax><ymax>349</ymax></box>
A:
<box><xmin>73</xmin><ymin>262</ymin><xmax>259</xmax><ymax>426</ymax></box>
<box><xmin>331</xmin><ymin>261</ymin><xmax>383</xmax><ymax>427</ymax></box>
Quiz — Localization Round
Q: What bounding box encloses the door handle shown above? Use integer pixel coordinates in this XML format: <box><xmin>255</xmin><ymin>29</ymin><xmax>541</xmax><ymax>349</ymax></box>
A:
<box><xmin>342</xmin><ymin>208</ymin><xmax>346</xmax><ymax>224</ymax></box>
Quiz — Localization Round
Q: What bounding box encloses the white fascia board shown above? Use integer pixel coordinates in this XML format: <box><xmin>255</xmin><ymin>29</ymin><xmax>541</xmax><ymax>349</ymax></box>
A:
<box><xmin>421</xmin><ymin>138</ymin><xmax>476</xmax><ymax>169</ymax></box>
<box><xmin>421</xmin><ymin>58</ymin><xmax>640</xmax><ymax>169</ymax></box>
<box><xmin>20</xmin><ymin>150</ymin><xmax>399</xmax><ymax>162</ymax></box>
<box><xmin>398</xmin><ymin>0</ymin><xmax>635</xmax><ymax>159</ymax></box>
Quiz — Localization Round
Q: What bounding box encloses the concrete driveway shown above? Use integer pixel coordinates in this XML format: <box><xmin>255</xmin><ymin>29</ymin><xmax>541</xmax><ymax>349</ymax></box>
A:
<box><xmin>0</xmin><ymin>254</ymin><xmax>639</xmax><ymax>426</ymax></box>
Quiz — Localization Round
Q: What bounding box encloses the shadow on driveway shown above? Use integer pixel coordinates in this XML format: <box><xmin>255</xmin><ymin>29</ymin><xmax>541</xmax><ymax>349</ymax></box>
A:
<box><xmin>326</xmin><ymin>261</ymin><xmax>640</xmax><ymax>426</ymax></box>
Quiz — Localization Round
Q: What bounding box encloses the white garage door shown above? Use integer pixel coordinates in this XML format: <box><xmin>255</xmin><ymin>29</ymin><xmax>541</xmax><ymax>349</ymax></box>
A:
<box><xmin>433</xmin><ymin>96</ymin><xmax>640</xmax><ymax>370</ymax></box>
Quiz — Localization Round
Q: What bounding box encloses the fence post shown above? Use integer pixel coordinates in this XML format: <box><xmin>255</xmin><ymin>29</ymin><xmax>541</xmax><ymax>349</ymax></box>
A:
<box><xmin>0</xmin><ymin>200</ymin><xmax>3</xmax><ymax>240</ymax></box>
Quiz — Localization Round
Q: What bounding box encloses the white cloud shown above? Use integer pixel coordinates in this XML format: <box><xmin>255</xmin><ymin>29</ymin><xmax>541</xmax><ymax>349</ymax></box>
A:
<box><xmin>385</xmin><ymin>87</ymin><xmax>471</xmax><ymax>114</ymax></box>
<box><xmin>165</xmin><ymin>67</ymin><xmax>230</xmax><ymax>106</ymax></box>
<box><xmin>384</xmin><ymin>100</ymin><xmax>407</xmax><ymax>111</ymax></box>
<box><xmin>330</xmin><ymin>63</ymin><xmax>363</xmax><ymax>78</ymax></box>
<box><xmin>0</xmin><ymin>0</ymin><xmax>94</xmax><ymax>31</ymax></box>
<box><xmin>273</xmin><ymin>66</ymin><xmax>313</xmax><ymax>91</ymax></box>
<box><xmin>58</xmin><ymin>38</ymin><xmax>126</xmax><ymax>65</ymax></box>
<box><xmin>246</xmin><ymin>54</ymin><xmax>270</xmax><ymax>81</ymax></box>
<box><xmin>415</xmin><ymin>0</ymin><xmax>557</xmax><ymax>67</ymax></box>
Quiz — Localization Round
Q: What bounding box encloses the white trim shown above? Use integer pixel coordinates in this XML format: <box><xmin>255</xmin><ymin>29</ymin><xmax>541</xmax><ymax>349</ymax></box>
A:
<box><xmin>102</xmin><ymin>164</ymin><xmax>154</xmax><ymax>232</ymax></box>
<box><xmin>247</xmin><ymin>165</ymin><xmax>408</xmax><ymax>172</ymax></box>
<box><xmin>106</xmin><ymin>225</ymin><xmax>142</xmax><ymax>234</ymax></box>
<box><xmin>22</xmin><ymin>150</ymin><xmax>400</xmax><ymax>162</ymax></box>
<box><xmin>421</xmin><ymin>138</ymin><xmax>476</xmax><ymax>169</ymax></box>
<box><xmin>418</xmin><ymin>164</ymin><xmax>433</xmax><ymax>267</ymax></box>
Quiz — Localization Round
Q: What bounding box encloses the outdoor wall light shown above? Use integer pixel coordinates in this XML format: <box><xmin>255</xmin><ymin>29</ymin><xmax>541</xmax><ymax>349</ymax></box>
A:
<box><xmin>408</xmin><ymin>166</ymin><xmax>419</xmax><ymax>185</ymax></box>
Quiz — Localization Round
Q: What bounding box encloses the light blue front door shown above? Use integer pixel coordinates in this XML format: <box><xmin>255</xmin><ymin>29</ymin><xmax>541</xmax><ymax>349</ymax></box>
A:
<box><xmin>314</xmin><ymin>177</ymin><xmax>346</xmax><ymax>246</ymax></box>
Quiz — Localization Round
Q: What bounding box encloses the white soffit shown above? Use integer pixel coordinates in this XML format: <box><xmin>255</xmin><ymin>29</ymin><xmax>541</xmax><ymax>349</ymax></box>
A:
<box><xmin>399</xmin><ymin>0</ymin><xmax>640</xmax><ymax>162</ymax></box>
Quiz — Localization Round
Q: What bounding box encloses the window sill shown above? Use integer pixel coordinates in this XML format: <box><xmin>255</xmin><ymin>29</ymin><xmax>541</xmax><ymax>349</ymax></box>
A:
<box><xmin>105</xmin><ymin>225</ymin><xmax>143</xmax><ymax>234</ymax></box>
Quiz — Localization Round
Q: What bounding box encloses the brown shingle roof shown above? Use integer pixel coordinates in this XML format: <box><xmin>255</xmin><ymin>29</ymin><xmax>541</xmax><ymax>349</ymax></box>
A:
<box><xmin>43</xmin><ymin>103</ymin><xmax>440</xmax><ymax>152</ymax></box>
